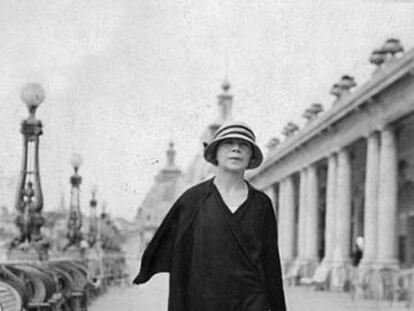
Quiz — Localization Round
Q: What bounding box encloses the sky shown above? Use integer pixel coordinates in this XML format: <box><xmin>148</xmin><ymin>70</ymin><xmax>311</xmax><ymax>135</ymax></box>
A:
<box><xmin>0</xmin><ymin>0</ymin><xmax>413</xmax><ymax>220</ymax></box>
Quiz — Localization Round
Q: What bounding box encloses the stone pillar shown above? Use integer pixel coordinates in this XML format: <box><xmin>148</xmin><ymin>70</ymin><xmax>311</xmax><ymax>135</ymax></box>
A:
<box><xmin>361</xmin><ymin>132</ymin><xmax>380</xmax><ymax>265</ymax></box>
<box><xmin>306</xmin><ymin>163</ymin><xmax>319</xmax><ymax>262</ymax></box>
<box><xmin>335</xmin><ymin>147</ymin><xmax>352</xmax><ymax>263</ymax></box>
<box><xmin>377</xmin><ymin>126</ymin><xmax>398</xmax><ymax>266</ymax></box>
<box><xmin>297</xmin><ymin>168</ymin><xmax>308</xmax><ymax>261</ymax></box>
<box><xmin>283</xmin><ymin>176</ymin><xmax>296</xmax><ymax>262</ymax></box>
<box><xmin>323</xmin><ymin>153</ymin><xmax>337</xmax><ymax>264</ymax></box>
<box><xmin>278</xmin><ymin>179</ymin><xmax>286</xmax><ymax>260</ymax></box>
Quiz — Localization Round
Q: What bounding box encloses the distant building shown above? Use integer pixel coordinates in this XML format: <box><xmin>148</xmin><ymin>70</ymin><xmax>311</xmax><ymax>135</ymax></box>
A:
<box><xmin>0</xmin><ymin>172</ymin><xmax>17</xmax><ymax>212</ymax></box>
<box><xmin>135</xmin><ymin>142</ymin><xmax>186</xmax><ymax>254</ymax></box>
<box><xmin>0</xmin><ymin>206</ymin><xmax>17</xmax><ymax>260</ymax></box>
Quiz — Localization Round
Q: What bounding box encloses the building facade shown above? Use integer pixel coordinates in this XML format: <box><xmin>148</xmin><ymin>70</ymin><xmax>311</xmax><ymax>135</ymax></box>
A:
<box><xmin>247</xmin><ymin>41</ymin><xmax>414</xmax><ymax>285</ymax></box>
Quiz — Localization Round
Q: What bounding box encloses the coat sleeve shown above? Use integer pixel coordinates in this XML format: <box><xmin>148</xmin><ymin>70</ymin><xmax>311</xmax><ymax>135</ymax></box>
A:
<box><xmin>260</xmin><ymin>197</ymin><xmax>287</xmax><ymax>311</ymax></box>
<box><xmin>133</xmin><ymin>198</ymin><xmax>182</xmax><ymax>285</ymax></box>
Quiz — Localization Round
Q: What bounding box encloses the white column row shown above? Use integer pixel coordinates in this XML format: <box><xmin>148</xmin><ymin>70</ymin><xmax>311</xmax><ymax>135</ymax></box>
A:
<box><xmin>275</xmin><ymin>125</ymin><xmax>399</xmax><ymax>267</ymax></box>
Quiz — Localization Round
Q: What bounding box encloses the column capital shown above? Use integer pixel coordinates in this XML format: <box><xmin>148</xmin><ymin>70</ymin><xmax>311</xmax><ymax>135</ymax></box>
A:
<box><xmin>379</xmin><ymin>123</ymin><xmax>395</xmax><ymax>133</ymax></box>
<box><xmin>326</xmin><ymin>150</ymin><xmax>338</xmax><ymax>160</ymax></box>
<box><xmin>281</xmin><ymin>174</ymin><xmax>293</xmax><ymax>183</ymax></box>
<box><xmin>363</xmin><ymin>130</ymin><xmax>380</xmax><ymax>139</ymax></box>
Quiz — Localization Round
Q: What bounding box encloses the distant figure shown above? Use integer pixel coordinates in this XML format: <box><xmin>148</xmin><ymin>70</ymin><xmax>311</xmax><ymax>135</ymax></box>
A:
<box><xmin>352</xmin><ymin>236</ymin><xmax>364</xmax><ymax>267</ymax></box>
<box><xmin>133</xmin><ymin>121</ymin><xmax>286</xmax><ymax>311</ymax></box>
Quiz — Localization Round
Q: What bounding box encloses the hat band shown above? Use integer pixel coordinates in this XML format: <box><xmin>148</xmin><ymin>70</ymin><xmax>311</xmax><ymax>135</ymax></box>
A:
<box><xmin>216</xmin><ymin>130</ymin><xmax>255</xmax><ymax>143</ymax></box>
<box><xmin>214</xmin><ymin>124</ymin><xmax>255</xmax><ymax>140</ymax></box>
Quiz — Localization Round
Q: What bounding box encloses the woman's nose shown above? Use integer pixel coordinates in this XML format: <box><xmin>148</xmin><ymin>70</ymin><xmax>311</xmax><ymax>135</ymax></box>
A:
<box><xmin>231</xmin><ymin>143</ymin><xmax>241</xmax><ymax>151</ymax></box>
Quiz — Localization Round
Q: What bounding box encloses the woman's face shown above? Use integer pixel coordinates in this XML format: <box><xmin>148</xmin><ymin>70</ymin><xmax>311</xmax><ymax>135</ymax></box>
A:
<box><xmin>215</xmin><ymin>138</ymin><xmax>253</xmax><ymax>172</ymax></box>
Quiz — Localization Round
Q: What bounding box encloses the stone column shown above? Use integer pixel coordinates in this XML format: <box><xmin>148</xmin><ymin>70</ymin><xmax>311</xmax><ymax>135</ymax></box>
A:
<box><xmin>361</xmin><ymin>132</ymin><xmax>380</xmax><ymax>265</ymax></box>
<box><xmin>283</xmin><ymin>176</ymin><xmax>296</xmax><ymax>262</ymax></box>
<box><xmin>278</xmin><ymin>179</ymin><xmax>287</xmax><ymax>259</ymax></box>
<box><xmin>297</xmin><ymin>168</ymin><xmax>308</xmax><ymax>261</ymax></box>
<box><xmin>377</xmin><ymin>126</ymin><xmax>398</xmax><ymax>266</ymax></box>
<box><xmin>335</xmin><ymin>147</ymin><xmax>352</xmax><ymax>263</ymax></box>
<box><xmin>306</xmin><ymin>163</ymin><xmax>319</xmax><ymax>262</ymax></box>
<box><xmin>323</xmin><ymin>153</ymin><xmax>337</xmax><ymax>264</ymax></box>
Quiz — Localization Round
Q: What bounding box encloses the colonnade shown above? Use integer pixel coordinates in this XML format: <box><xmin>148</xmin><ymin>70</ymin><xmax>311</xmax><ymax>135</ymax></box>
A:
<box><xmin>265</xmin><ymin>125</ymin><xmax>399</xmax><ymax>274</ymax></box>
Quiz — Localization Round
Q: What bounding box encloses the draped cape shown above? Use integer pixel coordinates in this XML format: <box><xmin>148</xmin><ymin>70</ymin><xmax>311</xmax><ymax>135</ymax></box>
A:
<box><xmin>133</xmin><ymin>179</ymin><xmax>286</xmax><ymax>311</ymax></box>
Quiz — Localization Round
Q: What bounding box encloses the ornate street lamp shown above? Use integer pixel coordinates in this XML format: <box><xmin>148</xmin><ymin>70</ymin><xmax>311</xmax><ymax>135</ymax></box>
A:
<box><xmin>10</xmin><ymin>83</ymin><xmax>49</xmax><ymax>260</ymax></box>
<box><xmin>88</xmin><ymin>184</ymin><xmax>98</xmax><ymax>247</ymax></box>
<box><xmin>64</xmin><ymin>153</ymin><xmax>83</xmax><ymax>250</ymax></box>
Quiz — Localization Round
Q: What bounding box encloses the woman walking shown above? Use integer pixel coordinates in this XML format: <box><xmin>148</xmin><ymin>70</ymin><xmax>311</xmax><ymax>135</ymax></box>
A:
<box><xmin>134</xmin><ymin>120</ymin><xmax>286</xmax><ymax>311</ymax></box>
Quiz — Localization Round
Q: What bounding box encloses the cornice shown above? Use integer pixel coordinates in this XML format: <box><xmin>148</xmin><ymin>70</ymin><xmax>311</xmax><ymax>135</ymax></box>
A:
<box><xmin>249</xmin><ymin>48</ymin><xmax>414</xmax><ymax>181</ymax></box>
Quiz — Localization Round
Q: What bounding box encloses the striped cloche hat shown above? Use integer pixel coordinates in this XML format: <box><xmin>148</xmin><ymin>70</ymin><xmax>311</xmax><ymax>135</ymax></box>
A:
<box><xmin>204</xmin><ymin>120</ymin><xmax>264</xmax><ymax>169</ymax></box>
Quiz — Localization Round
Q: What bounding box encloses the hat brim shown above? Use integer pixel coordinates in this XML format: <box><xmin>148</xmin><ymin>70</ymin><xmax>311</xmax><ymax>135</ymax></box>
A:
<box><xmin>204</xmin><ymin>135</ymin><xmax>263</xmax><ymax>169</ymax></box>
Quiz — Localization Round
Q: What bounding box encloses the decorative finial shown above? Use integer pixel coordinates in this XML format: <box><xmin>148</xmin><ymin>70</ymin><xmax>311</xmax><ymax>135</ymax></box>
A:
<box><xmin>330</xmin><ymin>84</ymin><xmax>342</xmax><ymax>99</ymax></box>
<box><xmin>266</xmin><ymin>137</ymin><xmax>281</xmax><ymax>150</ymax></box>
<box><xmin>302</xmin><ymin>109</ymin><xmax>312</xmax><ymax>121</ymax></box>
<box><xmin>330</xmin><ymin>76</ymin><xmax>356</xmax><ymax>102</ymax></box>
<box><xmin>222</xmin><ymin>80</ymin><xmax>231</xmax><ymax>92</ymax></box>
<box><xmin>369</xmin><ymin>48</ymin><xmax>386</xmax><ymax>66</ymax></box>
<box><xmin>166</xmin><ymin>141</ymin><xmax>176</xmax><ymax>167</ymax></box>
<box><xmin>311</xmin><ymin>103</ymin><xmax>323</xmax><ymax>114</ymax></box>
<box><xmin>382</xmin><ymin>38</ymin><xmax>404</xmax><ymax>57</ymax></box>
<box><xmin>338</xmin><ymin>75</ymin><xmax>357</xmax><ymax>91</ymax></box>
<box><xmin>304</xmin><ymin>103</ymin><xmax>324</xmax><ymax>121</ymax></box>
<box><xmin>282</xmin><ymin>122</ymin><xmax>299</xmax><ymax>137</ymax></box>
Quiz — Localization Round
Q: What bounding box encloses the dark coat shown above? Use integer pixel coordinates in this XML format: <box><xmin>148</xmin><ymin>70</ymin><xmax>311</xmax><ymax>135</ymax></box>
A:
<box><xmin>133</xmin><ymin>179</ymin><xmax>286</xmax><ymax>311</ymax></box>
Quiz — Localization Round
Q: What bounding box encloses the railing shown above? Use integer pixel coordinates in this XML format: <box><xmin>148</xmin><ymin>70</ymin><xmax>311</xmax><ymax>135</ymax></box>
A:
<box><xmin>284</xmin><ymin>261</ymin><xmax>414</xmax><ymax>308</ymax></box>
<box><xmin>349</xmin><ymin>266</ymin><xmax>414</xmax><ymax>308</ymax></box>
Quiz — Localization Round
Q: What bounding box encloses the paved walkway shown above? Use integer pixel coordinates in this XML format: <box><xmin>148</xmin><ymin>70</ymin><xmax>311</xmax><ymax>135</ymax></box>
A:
<box><xmin>89</xmin><ymin>273</ymin><xmax>410</xmax><ymax>311</ymax></box>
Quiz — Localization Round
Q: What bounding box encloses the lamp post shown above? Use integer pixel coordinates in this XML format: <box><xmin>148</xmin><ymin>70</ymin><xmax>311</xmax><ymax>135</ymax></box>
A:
<box><xmin>65</xmin><ymin>153</ymin><xmax>83</xmax><ymax>250</ymax></box>
<box><xmin>10</xmin><ymin>83</ymin><xmax>49</xmax><ymax>260</ymax></box>
<box><xmin>88</xmin><ymin>184</ymin><xmax>98</xmax><ymax>247</ymax></box>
